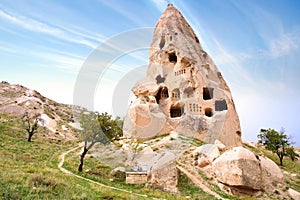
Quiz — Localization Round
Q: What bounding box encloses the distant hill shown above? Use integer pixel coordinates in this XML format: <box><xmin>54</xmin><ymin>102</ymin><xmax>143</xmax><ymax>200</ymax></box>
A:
<box><xmin>0</xmin><ymin>81</ymin><xmax>77</xmax><ymax>141</ymax></box>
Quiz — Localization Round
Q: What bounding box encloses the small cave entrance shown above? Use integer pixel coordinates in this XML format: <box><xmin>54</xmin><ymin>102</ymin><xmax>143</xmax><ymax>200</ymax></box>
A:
<box><xmin>203</xmin><ymin>87</ymin><xmax>214</xmax><ymax>100</ymax></box>
<box><xmin>204</xmin><ymin>108</ymin><xmax>213</xmax><ymax>117</ymax></box>
<box><xmin>170</xmin><ymin>104</ymin><xmax>184</xmax><ymax>118</ymax></box>
<box><xmin>168</xmin><ymin>52</ymin><xmax>177</xmax><ymax>63</ymax></box>
<box><xmin>159</xmin><ymin>36</ymin><xmax>165</xmax><ymax>49</ymax></box>
<box><xmin>155</xmin><ymin>87</ymin><xmax>169</xmax><ymax>103</ymax></box>
<box><xmin>156</xmin><ymin>75</ymin><xmax>165</xmax><ymax>84</ymax></box>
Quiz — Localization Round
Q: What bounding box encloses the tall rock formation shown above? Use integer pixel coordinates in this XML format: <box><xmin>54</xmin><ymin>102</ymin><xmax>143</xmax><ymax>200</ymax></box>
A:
<box><xmin>123</xmin><ymin>4</ymin><xmax>241</xmax><ymax>146</ymax></box>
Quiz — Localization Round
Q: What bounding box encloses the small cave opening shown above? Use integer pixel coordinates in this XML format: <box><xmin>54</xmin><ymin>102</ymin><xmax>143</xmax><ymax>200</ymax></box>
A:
<box><xmin>155</xmin><ymin>87</ymin><xmax>169</xmax><ymax>103</ymax></box>
<box><xmin>159</xmin><ymin>36</ymin><xmax>165</xmax><ymax>49</ymax></box>
<box><xmin>170</xmin><ymin>104</ymin><xmax>184</xmax><ymax>118</ymax></box>
<box><xmin>215</xmin><ymin>99</ymin><xmax>228</xmax><ymax>111</ymax></box>
<box><xmin>204</xmin><ymin>108</ymin><xmax>213</xmax><ymax>117</ymax></box>
<box><xmin>156</xmin><ymin>75</ymin><xmax>165</xmax><ymax>84</ymax></box>
<box><xmin>168</xmin><ymin>52</ymin><xmax>177</xmax><ymax>63</ymax></box>
<box><xmin>203</xmin><ymin>87</ymin><xmax>214</xmax><ymax>100</ymax></box>
<box><xmin>236</xmin><ymin>131</ymin><xmax>241</xmax><ymax>136</ymax></box>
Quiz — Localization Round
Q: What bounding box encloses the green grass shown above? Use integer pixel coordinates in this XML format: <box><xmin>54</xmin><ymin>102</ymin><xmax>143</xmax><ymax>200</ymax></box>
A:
<box><xmin>0</xmin><ymin>114</ymin><xmax>145</xmax><ymax>199</ymax></box>
<box><xmin>177</xmin><ymin>171</ymin><xmax>216</xmax><ymax>200</ymax></box>
<box><xmin>1</xmin><ymin>113</ymin><xmax>225</xmax><ymax>199</ymax></box>
<box><xmin>64</xmin><ymin>146</ymin><xmax>191</xmax><ymax>199</ymax></box>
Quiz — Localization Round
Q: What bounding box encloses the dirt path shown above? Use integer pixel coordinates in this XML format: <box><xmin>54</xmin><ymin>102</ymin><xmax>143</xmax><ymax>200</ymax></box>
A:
<box><xmin>177</xmin><ymin>162</ymin><xmax>225</xmax><ymax>200</ymax></box>
<box><xmin>58</xmin><ymin>144</ymin><xmax>148</xmax><ymax>199</ymax></box>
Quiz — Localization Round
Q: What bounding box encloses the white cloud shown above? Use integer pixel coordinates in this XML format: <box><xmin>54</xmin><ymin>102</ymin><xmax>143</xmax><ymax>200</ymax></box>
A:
<box><xmin>0</xmin><ymin>9</ymin><xmax>99</xmax><ymax>48</ymax></box>
<box><xmin>267</xmin><ymin>31</ymin><xmax>300</xmax><ymax>58</ymax></box>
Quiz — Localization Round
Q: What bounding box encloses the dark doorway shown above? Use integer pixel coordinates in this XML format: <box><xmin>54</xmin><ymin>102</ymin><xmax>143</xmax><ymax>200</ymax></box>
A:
<box><xmin>170</xmin><ymin>104</ymin><xmax>184</xmax><ymax>118</ymax></box>
<box><xmin>203</xmin><ymin>87</ymin><xmax>214</xmax><ymax>100</ymax></box>
<box><xmin>168</xmin><ymin>52</ymin><xmax>177</xmax><ymax>63</ymax></box>
<box><xmin>155</xmin><ymin>87</ymin><xmax>169</xmax><ymax>103</ymax></box>
<box><xmin>205</xmin><ymin>108</ymin><xmax>213</xmax><ymax>117</ymax></box>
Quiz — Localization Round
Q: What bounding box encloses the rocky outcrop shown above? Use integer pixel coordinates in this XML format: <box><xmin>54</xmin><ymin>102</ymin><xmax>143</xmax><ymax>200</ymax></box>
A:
<box><xmin>194</xmin><ymin>143</ymin><xmax>220</xmax><ymax>167</ymax></box>
<box><xmin>131</xmin><ymin>146</ymin><xmax>178</xmax><ymax>192</ymax></box>
<box><xmin>212</xmin><ymin>147</ymin><xmax>286</xmax><ymax>196</ymax></box>
<box><xmin>123</xmin><ymin>4</ymin><xmax>241</xmax><ymax>147</ymax></box>
<box><xmin>0</xmin><ymin>81</ymin><xmax>76</xmax><ymax>141</ymax></box>
<box><xmin>288</xmin><ymin>188</ymin><xmax>300</xmax><ymax>200</ymax></box>
<box><xmin>148</xmin><ymin>160</ymin><xmax>178</xmax><ymax>193</ymax></box>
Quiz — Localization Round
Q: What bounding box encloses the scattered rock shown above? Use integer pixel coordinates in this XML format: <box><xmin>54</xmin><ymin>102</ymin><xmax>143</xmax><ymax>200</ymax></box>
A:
<box><xmin>110</xmin><ymin>167</ymin><xmax>126</xmax><ymax>181</ymax></box>
<box><xmin>288</xmin><ymin>188</ymin><xmax>300</xmax><ymax>200</ymax></box>
<box><xmin>194</xmin><ymin>144</ymin><xmax>220</xmax><ymax>167</ymax></box>
<box><xmin>291</xmin><ymin>173</ymin><xmax>297</xmax><ymax>177</ymax></box>
<box><xmin>214</xmin><ymin>139</ymin><xmax>226</xmax><ymax>151</ymax></box>
<box><xmin>148</xmin><ymin>159</ymin><xmax>178</xmax><ymax>193</ymax></box>
<box><xmin>170</xmin><ymin>131</ymin><xmax>179</xmax><ymax>140</ymax></box>
<box><xmin>197</xmin><ymin>157</ymin><xmax>210</xmax><ymax>168</ymax></box>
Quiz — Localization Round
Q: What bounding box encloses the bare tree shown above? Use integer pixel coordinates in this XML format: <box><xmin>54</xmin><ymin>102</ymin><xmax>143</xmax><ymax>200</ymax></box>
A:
<box><xmin>22</xmin><ymin>112</ymin><xmax>44</xmax><ymax>142</ymax></box>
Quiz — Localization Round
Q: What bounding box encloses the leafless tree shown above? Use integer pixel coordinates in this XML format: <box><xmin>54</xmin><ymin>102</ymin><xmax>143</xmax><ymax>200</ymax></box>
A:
<box><xmin>22</xmin><ymin>112</ymin><xmax>44</xmax><ymax>142</ymax></box>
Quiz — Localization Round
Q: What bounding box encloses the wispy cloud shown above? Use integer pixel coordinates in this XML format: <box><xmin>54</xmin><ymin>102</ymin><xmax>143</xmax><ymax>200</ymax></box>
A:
<box><xmin>0</xmin><ymin>41</ymin><xmax>83</xmax><ymax>73</ymax></box>
<box><xmin>230</xmin><ymin>1</ymin><xmax>300</xmax><ymax>59</ymax></box>
<box><xmin>97</xmin><ymin>0</ymin><xmax>144</xmax><ymax>26</ymax></box>
<box><xmin>267</xmin><ymin>30</ymin><xmax>300</xmax><ymax>58</ymax></box>
<box><xmin>209</xmin><ymin>38</ymin><xmax>255</xmax><ymax>88</ymax></box>
<box><xmin>0</xmin><ymin>9</ymin><xmax>99</xmax><ymax>48</ymax></box>
<box><xmin>150</xmin><ymin>0</ymin><xmax>168</xmax><ymax>12</ymax></box>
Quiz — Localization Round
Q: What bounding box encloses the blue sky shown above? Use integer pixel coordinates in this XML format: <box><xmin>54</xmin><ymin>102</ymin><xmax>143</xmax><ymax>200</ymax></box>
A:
<box><xmin>1</xmin><ymin>0</ymin><xmax>300</xmax><ymax>145</ymax></box>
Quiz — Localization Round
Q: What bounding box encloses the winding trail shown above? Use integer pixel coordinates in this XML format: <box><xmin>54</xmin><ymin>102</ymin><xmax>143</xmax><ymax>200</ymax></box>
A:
<box><xmin>58</xmin><ymin>144</ymin><xmax>148</xmax><ymax>199</ymax></box>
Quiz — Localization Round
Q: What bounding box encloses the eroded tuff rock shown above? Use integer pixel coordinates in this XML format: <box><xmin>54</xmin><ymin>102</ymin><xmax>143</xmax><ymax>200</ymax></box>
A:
<box><xmin>212</xmin><ymin>147</ymin><xmax>286</xmax><ymax>196</ymax></box>
<box><xmin>123</xmin><ymin>4</ymin><xmax>241</xmax><ymax>146</ymax></box>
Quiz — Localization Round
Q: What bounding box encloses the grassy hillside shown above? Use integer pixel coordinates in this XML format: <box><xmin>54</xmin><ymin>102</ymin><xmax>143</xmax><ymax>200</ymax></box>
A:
<box><xmin>0</xmin><ymin>81</ymin><xmax>77</xmax><ymax>141</ymax></box>
<box><xmin>1</xmin><ymin>113</ymin><xmax>299</xmax><ymax>199</ymax></box>
<box><xmin>0</xmin><ymin>114</ymin><xmax>134</xmax><ymax>199</ymax></box>
<box><xmin>0</xmin><ymin>114</ymin><xmax>220</xmax><ymax>199</ymax></box>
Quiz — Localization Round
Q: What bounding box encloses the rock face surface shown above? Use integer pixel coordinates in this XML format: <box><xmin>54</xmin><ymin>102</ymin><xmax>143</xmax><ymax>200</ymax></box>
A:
<box><xmin>194</xmin><ymin>143</ymin><xmax>220</xmax><ymax>167</ymax></box>
<box><xmin>212</xmin><ymin>147</ymin><xmax>286</xmax><ymax>195</ymax></box>
<box><xmin>134</xmin><ymin>147</ymin><xmax>178</xmax><ymax>192</ymax></box>
<box><xmin>123</xmin><ymin>4</ymin><xmax>241</xmax><ymax>146</ymax></box>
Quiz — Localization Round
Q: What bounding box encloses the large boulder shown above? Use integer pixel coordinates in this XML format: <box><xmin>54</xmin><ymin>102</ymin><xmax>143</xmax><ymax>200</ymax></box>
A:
<box><xmin>133</xmin><ymin>149</ymin><xmax>178</xmax><ymax>192</ymax></box>
<box><xmin>259</xmin><ymin>155</ymin><xmax>285</xmax><ymax>192</ymax></box>
<box><xmin>213</xmin><ymin>147</ymin><xmax>262</xmax><ymax>190</ymax></box>
<box><xmin>212</xmin><ymin>147</ymin><xmax>286</xmax><ymax>196</ymax></box>
<box><xmin>148</xmin><ymin>160</ymin><xmax>178</xmax><ymax>193</ymax></box>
